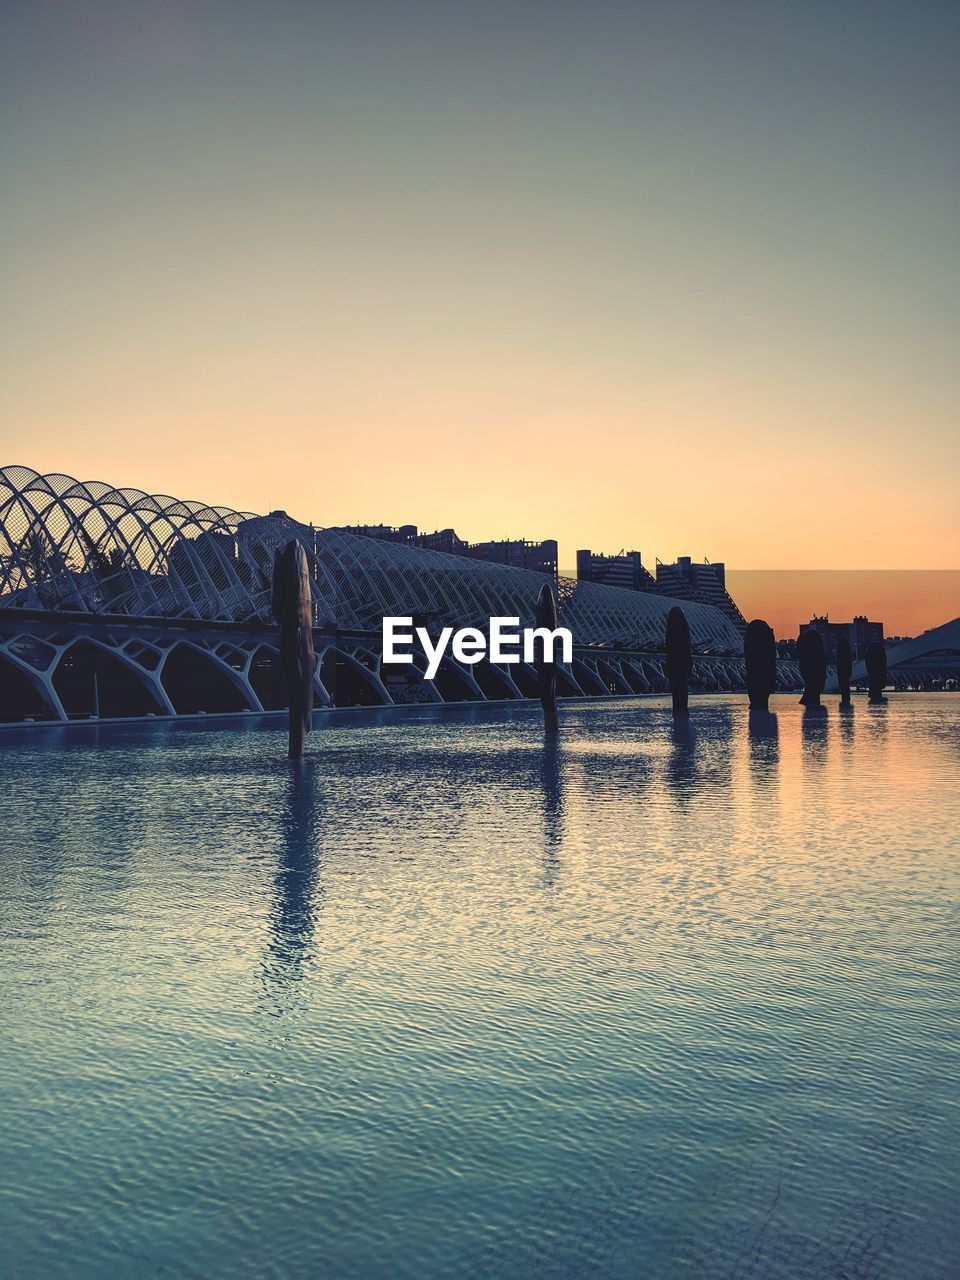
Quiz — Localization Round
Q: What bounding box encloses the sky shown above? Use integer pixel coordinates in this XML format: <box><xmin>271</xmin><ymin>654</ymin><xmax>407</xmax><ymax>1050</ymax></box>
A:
<box><xmin>727</xmin><ymin>569</ymin><xmax>960</xmax><ymax>640</ymax></box>
<box><xmin>1</xmin><ymin>2</ymin><xmax>958</xmax><ymax>630</ymax></box>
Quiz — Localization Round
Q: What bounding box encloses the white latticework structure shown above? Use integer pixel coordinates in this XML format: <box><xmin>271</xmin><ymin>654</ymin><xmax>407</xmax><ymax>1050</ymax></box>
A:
<box><xmin>0</xmin><ymin>465</ymin><xmax>278</xmax><ymax>622</ymax></box>
<box><xmin>0</xmin><ymin>466</ymin><xmax>742</xmax><ymax>651</ymax></box>
<box><xmin>1</xmin><ymin>466</ymin><xmax>765</xmax><ymax>724</ymax></box>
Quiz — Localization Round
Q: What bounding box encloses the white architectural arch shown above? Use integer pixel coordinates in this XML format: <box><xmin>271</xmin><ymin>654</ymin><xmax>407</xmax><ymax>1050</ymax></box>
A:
<box><xmin>2</xmin><ymin>465</ymin><xmax>745</xmax><ymax>653</ymax></box>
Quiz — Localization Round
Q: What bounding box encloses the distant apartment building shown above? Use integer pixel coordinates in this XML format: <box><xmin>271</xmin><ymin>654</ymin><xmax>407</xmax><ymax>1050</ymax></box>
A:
<box><xmin>800</xmin><ymin>614</ymin><xmax>884</xmax><ymax>661</ymax></box>
<box><xmin>336</xmin><ymin>523</ymin><xmax>418</xmax><ymax>545</ymax></box>
<box><xmin>655</xmin><ymin>557</ymin><xmax>747</xmax><ymax>632</ymax></box>
<box><xmin>415</xmin><ymin>527</ymin><xmax>467</xmax><ymax>555</ymax></box>
<box><xmin>461</xmin><ymin>536</ymin><xmax>558</xmax><ymax>577</ymax></box>
<box><xmin>800</xmin><ymin>615</ymin><xmax>850</xmax><ymax>663</ymax></box>
<box><xmin>576</xmin><ymin>549</ymin><xmax>657</xmax><ymax>593</ymax></box>
<box><xmin>339</xmin><ymin>523</ymin><xmax>558</xmax><ymax>577</ymax></box>
<box><xmin>852</xmin><ymin>614</ymin><xmax>884</xmax><ymax>658</ymax></box>
<box><xmin>416</xmin><ymin>528</ymin><xmax>557</xmax><ymax>576</ymax></box>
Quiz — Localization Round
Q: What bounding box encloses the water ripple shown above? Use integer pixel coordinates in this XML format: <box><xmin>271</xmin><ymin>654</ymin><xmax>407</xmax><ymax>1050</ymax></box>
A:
<box><xmin>0</xmin><ymin>695</ymin><xmax>958</xmax><ymax>1278</ymax></box>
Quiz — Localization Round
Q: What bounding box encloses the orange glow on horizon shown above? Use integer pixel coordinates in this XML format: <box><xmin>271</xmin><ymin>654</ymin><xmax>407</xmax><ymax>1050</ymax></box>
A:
<box><xmin>727</xmin><ymin>570</ymin><xmax>959</xmax><ymax>641</ymax></box>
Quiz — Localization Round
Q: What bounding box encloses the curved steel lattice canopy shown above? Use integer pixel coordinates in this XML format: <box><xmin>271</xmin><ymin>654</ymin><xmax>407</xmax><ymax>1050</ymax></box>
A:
<box><xmin>0</xmin><ymin>466</ymin><xmax>743</xmax><ymax>653</ymax></box>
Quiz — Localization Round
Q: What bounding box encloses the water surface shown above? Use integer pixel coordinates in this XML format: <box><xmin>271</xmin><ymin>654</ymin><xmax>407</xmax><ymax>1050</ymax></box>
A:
<box><xmin>1</xmin><ymin>696</ymin><xmax>957</xmax><ymax>1278</ymax></box>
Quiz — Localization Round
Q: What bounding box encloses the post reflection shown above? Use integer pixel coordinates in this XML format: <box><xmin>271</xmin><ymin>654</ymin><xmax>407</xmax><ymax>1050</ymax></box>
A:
<box><xmin>747</xmin><ymin>708</ymin><xmax>779</xmax><ymax>791</ymax></box>
<box><xmin>801</xmin><ymin>703</ymin><xmax>830</xmax><ymax>771</ymax></box>
<box><xmin>837</xmin><ymin>700</ymin><xmax>855</xmax><ymax>745</ymax></box>
<box><xmin>539</xmin><ymin>733</ymin><xmax>564</xmax><ymax>888</ymax></box>
<box><xmin>666</xmin><ymin>716</ymin><xmax>697</xmax><ymax>802</ymax></box>
<box><xmin>863</xmin><ymin>697</ymin><xmax>890</xmax><ymax>751</ymax></box>
<box><xmin>262</xmin><ymin>759</ymin><xmax>323</xmax><ymax>1007</ymax></box>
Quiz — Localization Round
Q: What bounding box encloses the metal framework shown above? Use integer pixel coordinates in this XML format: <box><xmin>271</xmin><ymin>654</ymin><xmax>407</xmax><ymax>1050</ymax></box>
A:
<box><xmin>1</xmin><ymin>465</ymin><xmax>273</xmax><ymax>622</ymax></box>
<box><xmin>1</xmin><ymin>465</ymin><xmax>745</xmax><ymax>647</ymax></box>
<box><xmin>1</xmin><ymin>465</ymin><xmax>763</xmax><ymax>724</ymax></box>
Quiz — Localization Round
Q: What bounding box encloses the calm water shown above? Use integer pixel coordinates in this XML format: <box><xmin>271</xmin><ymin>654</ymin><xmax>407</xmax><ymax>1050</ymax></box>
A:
<box><xmin>0</xmin><ymin>695</ymin><xmax>957</xmax><ymax>1279</ymax></box>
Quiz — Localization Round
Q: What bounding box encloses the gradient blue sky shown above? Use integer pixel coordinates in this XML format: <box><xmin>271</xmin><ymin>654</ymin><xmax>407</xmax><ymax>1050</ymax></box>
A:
<box><xmin>2</xmin><ymin>1</ymin><xmax>958</xmax><ymax>577</ymax></box>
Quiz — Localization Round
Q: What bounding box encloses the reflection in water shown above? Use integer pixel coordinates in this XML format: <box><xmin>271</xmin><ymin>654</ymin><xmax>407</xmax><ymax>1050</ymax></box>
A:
<box><xmin>666</xmin><ymin>717</ymin><xmax>697</xmax><ymax>801</ymax></box>
<box><xmin>863</xmin><ymin>697</ymin><xmax>890</xmax><ymax>759</ymax></box>
<box><xmin>801</xmin><ymin>702</ymin><xmax>830</xmax><ymax>766</ymax></box>
<box><xmin>667</xmin><ymin>708</ymin><xmax>737</xmax><ymax>801</ymax></box>
<box><xmin>837</xmin><ymin>701</ymin><xmax>855</xmax><ymax>744</ymax></box>
<box><xmin>539</xmin><ymin>734</ymin><xmax>564</xmax><ymax>888</ymax></box>
<box><xmin>2</xmin><ymin>697</ymin><xmax>958</xmax><ymax>1280</ymax></box>
<box><xmin>747</xmin><ymin>709</ymin><xmax>779</xmax><ymax>791</ymax></box>
<box><xmin>748</xmin><ymin>709</ymin><xmax>778</xmax><ymax>741</ymax></box>
<box><xmin>263</xmin><ymin>760</ymin><xmax>323</xmax><ymax>1007</ymax></box>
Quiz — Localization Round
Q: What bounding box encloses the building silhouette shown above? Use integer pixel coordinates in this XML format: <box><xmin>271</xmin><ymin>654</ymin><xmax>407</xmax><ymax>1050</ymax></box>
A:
<box><xmin>800</xmin><ymin>614</ymin><xmax>884</xmax><ymax>661</ymax></box>
<box><xmin>334</xmin><ymin>522</ymin><xmax>419</xmax><ymax>545</ymax></box>
<box><xmin>853</xmin><ymin>614</ymin><xmax>884</xmax><ymax>659</ymax></box>
<box><xmin>1</xmin><ymin>466</ymin><xmax>758</xmax><ymax>725</ymax></box>
<box><xmin>437</xmin><ymin>532</ymin><xmax>558</xmax><ymax>578</ymax></box>
<box><xmin>5</xmin><ymin>466</ymin><xmax>953</xmax><ymax>723</ymax></box>
<box><xmin>655</xmin><ymin>556</ymin><xmax>747</xmax><ymax>633</ymax></box>
<box><xmin>576</xmin><ymin>549</ymin><xmax>657</xmax><ymax>593</ymax></box>
<box><xmin>576</xmin><ymin>550</ymin><xmax>748</xmax><ymax>639</ymax></box>
<box><xmin>337</xmin><ymin>523</ymin><xmax>559</xmax><ymax>578</ymax></box>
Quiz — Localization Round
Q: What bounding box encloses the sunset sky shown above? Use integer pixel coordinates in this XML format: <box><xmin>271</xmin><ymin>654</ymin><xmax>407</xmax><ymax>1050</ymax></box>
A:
<box><xmin>2</xmin><ymin>2</ymin><xmax>958</xmax><ymax>631</ymax></box>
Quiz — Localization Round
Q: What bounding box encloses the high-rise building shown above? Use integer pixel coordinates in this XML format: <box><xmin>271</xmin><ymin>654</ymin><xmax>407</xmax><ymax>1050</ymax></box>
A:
<box><xmin>576</xmin><ymin>549</ymin><xmax>657</xmax><ymax>593</ymax></box>
<box><xmin>655</xmin><ymin>557</ymin><xmax>747</xmax><ymax>632</ymax></box>
<box><xmin>852</xmin><ymin>615</ymin><xmax>884</xmax><ymax>658</ymax></box>
<box><xmin>799</xmin><ymin>615</ymin><xmax>850</xmax><ymax>662</ymax></box>
<box><xmin>799</xmin><ymin>614</ymin><xmax>885</xmax><ymax>661</ymax></box>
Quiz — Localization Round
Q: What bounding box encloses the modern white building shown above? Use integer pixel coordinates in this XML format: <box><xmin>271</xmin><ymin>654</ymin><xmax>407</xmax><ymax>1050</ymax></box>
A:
<box><xmin>1</xmin><ymin>466</ymin><xmax>786</xmax><ymax>724</ymax></box>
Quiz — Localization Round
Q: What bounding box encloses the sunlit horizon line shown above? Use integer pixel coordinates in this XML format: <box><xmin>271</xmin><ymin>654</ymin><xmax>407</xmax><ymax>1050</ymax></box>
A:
<box><xmin>6</xmin><ymin>458</ymin><xmax>959</xmax><ymax>574</ymax></box>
